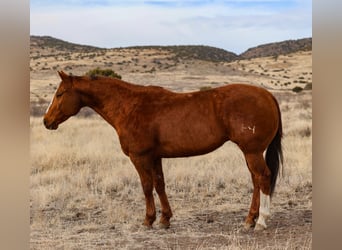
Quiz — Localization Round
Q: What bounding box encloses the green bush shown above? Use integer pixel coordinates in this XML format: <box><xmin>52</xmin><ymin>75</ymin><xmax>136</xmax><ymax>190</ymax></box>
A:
<box><xmin>292</xmin><ymin>86</ymin><xmax>303</xmax><ymax>93</ymax></box>
<box><xmin>85</xmin><ymin>67</ymin><xmax>122</xmax><ymax>79</ymax></box>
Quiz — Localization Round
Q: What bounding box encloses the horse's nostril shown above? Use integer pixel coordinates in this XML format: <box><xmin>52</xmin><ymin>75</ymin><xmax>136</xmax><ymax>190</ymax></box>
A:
<box><xmin>43</xmin><ymin>118</ymin><xmax>58</xmax><ymax>130</ymax></box>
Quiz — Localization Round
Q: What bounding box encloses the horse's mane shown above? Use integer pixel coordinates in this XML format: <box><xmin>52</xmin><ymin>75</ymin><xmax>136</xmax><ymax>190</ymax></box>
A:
<box><xmin>69</xmin><ymin>74</ymin><xmax>104</xmax><ymax>82</ymax></box>
<box><xmin>69</xmin><ymin>73</ymin><xmax>172</xmax><ymax>95</ymax></box>
<box><xmin>71</xmin><ymin>74</ymin><xmax>132</xmax><ymax>86</ymax></box>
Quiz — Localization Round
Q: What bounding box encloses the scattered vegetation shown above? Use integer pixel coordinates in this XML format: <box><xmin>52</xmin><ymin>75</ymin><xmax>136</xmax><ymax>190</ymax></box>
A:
<box><xmin>85</xmin><ymin>67</ymin><xmax>122</xmax><ymax>79</ymax></box>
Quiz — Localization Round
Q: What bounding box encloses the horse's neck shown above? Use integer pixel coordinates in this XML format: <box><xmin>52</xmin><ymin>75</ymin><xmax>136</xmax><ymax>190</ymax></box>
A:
<box><xmin>76</xmin><ymin>79</ymin><xmax>138</xmax><ymax>127</ymax></box>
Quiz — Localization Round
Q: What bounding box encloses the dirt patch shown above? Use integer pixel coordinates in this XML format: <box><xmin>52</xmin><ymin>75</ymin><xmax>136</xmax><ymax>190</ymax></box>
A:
<box><xmin>30</xmin><ymin>183</ymin><xmax>311</xmax><ymax>249</ymax></box>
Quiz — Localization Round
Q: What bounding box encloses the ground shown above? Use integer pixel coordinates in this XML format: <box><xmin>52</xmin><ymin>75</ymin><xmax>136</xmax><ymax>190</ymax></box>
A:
<box><xmin>30</xmin><ymin>47</ymin><xmax>312</xmax><ymax>249</ymax></box>
<box><xmin>30</xmin><ymin>178</ymin><xmax>311</xmax><ymax>249</ymax></box>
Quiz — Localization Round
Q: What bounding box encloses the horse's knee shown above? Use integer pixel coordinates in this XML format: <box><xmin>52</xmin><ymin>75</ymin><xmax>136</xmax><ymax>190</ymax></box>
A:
<box><xmin>154</xmin><ymin>177</ymin><xmax>164</xmax><ymax>193</ymax></box>
<box><xmin>141</xmin><ymin>179</ymin><xmax>153</xmax><ymax>194</ymax></box>
<box><xmin>153</xmin><ymin>169</ymin><xmax>165</xmax><ymax>190</ymax></box>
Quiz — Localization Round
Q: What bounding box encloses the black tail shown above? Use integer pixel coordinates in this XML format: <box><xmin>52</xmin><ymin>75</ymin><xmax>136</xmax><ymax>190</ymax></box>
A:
<box><xmin>266</xmin><ymin>98</ymin><xmax>283</xmax><ymax>196</ymax></box>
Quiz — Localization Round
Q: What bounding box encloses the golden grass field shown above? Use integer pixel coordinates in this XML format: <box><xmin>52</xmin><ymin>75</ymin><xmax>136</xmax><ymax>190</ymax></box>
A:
<box><xmin>30</xmin><ymin>47</ymin><xmax>312</xmax><ymax>249</ymax></box>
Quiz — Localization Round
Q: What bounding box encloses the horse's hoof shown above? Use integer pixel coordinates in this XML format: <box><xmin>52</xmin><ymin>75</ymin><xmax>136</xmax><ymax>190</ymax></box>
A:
<box><xmin>142</xmin><ymin>222</ymin><xmax>153</xmax><ymax>229</ymax></box>
<box><xmin>254</xmin><ymin>223</ymin><xmax>266</xmax><ymax>231</ymax></box>
<box><xmin>159</xmin><ymin>222</ymin><xmax>170</xmax><ymax>229</ymax></box>
<box><xmin>243</xmin><ymin>222</ymin><xmax>255</xmax><ymax>231</ymax></box>
<box><xmin>144</xmin><ymin>225</ymin><xmax>153</xmax><ymax>230</ymax></box>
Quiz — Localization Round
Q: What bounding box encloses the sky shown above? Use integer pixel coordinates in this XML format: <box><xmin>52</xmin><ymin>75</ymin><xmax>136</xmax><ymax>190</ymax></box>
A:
<box><xmin>30</xmin><ymin>0</ymin><xmax>312</xmax><ymax>54</ymax></box>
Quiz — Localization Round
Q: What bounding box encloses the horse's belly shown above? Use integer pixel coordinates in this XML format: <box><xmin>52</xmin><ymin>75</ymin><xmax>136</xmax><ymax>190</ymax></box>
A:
<box><xmin>157</xmin><ymin>120</ymin><xmax>227</xmax><ymax>157</ymax></box>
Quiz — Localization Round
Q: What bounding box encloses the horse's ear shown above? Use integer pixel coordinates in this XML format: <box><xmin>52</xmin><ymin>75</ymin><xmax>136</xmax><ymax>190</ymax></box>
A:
<box><xmin>57</xmin><ymin>71</ymin><xmax>73</xmax><ymax>87</ymax></box>
<box><xmin>58</xmin><ymin>71</ymin><xmax>69</xmax><ymax>81</ymax></box>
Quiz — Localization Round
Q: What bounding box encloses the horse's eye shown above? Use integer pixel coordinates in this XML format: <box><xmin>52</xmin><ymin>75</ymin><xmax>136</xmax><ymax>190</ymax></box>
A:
<box><xmin>56</xmin><ymin>92</ymin><xmax>64</xmax><ymax>98</ymax></box>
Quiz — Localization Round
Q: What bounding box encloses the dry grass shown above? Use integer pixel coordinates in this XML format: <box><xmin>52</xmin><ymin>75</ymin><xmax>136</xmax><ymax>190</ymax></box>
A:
<box><xmin>30</xmin><ymin>45</ymin><xmax>311</xmax><ymax>249</ymax></box>
<box><xmin>30</xmin><ymin>89</ymin><xmax>311</xmax><ymax>249</ymax></box>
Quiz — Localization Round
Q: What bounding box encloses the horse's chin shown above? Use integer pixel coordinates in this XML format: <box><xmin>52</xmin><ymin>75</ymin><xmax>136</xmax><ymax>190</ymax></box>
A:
<box><xmin>49</xmin><ymin>124</ymin><xmax>58</xmax><ymax>130</ymax></box>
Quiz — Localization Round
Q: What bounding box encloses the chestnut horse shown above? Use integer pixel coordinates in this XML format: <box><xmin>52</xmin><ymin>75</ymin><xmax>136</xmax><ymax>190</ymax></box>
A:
<box><xmin>44</xmin><ymin>71</ymin><xmax>283</xmax><ymax>230</ymax></box>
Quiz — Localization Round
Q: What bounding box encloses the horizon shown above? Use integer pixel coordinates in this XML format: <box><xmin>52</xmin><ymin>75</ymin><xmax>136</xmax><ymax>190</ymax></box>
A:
<box><xmin>30</xmin><ymin>0</ymin><xmax>312</xmax><ymax>54</ymax></box>
<box><xmin>30</xmin><ymin>34</ymin><xmax>312</xmax><ymax>55</ymax></box>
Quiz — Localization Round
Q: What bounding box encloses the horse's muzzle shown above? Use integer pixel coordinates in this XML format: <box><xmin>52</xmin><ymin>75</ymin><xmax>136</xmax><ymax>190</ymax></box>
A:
<box><xmin>43</xmin><ymin>118</ymin><xmax>58</xmax><ymax>130</ymax></box>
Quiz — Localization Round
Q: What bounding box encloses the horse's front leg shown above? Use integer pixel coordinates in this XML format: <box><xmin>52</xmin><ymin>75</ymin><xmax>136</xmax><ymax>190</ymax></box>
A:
<box><xmin>130</xmin><ymin>154</ymin><xmax>156</xmax><ymax>228</ymax></box>
<box><xmin>152</xmin><ymin>158</ymin><xmax>173</xmax><ymax>228</ymax></box>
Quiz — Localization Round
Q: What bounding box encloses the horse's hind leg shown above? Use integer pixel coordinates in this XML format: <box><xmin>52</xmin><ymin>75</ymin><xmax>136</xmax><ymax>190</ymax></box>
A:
<box><xmin>244</xmin><ymin>172</ymin><xmax>260</xmax><ymax>229</ymax></box>
<box><xmin>244</xmin><ymin>153</ymin><xmax>271</xmax><ymax>230</ymax></box>
<box><xmin>152</xmin><ymin>159</ymin><xmax>173</xmax><ymax>228</ymax></box>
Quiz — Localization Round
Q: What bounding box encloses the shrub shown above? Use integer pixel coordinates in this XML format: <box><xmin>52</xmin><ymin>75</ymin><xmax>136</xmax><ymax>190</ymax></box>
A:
<box><xmin>199</xmin><ymin>86</ymin><xmax>212</xmax><ymax>91</ymax></box>
<box><xmin>292</xmin><ymin>86</ymin><xmax>303</xmax><ymax>93</ymax></box>
<box><xmin>299</xmin><ymin>127</ymin><xmax>311</xmax><ymax>137</ymax></box>
<box><xmin>85</xmin><ymin>67</ymin><xmax>122</xmax><ymax>79</ymax></box>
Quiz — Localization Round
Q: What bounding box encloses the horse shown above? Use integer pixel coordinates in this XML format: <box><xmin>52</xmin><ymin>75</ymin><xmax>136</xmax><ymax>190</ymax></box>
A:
<box><xmin>43</xmin><ymin>71</ymin><xmax>283</xmax><ymax>231</ymax></box>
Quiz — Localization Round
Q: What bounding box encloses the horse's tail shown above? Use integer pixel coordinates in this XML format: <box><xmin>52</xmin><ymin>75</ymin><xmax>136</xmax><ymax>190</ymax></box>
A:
<box><xmin>266</xmin><ymin>97</ymin><xmax>283</xmax><ymax>197</ymax></box>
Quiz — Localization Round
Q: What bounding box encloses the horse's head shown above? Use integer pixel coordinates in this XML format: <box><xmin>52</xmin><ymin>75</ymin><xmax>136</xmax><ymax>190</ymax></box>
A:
<box><xmin>43</xmin><ymin>71</ymin><xmax>82</xmax><ymax>130</ymax></box>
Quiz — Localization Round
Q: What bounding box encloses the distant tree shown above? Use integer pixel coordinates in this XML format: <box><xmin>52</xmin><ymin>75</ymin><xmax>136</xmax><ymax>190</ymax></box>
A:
<box><xmin>85</xmin><ymin>67</ymin><xmax>122</xmax><ymax>79</ymax></box>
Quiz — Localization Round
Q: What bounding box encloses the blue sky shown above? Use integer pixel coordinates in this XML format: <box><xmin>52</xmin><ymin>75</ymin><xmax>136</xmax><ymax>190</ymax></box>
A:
<box><xmin>30</xmin><ymin>0</ymin><xmax>312</xmax><ymax>54</ymax></box>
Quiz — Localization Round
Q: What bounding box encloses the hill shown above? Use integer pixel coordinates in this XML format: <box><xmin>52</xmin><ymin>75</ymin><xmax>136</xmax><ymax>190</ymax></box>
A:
<box><xmin>30</xmin><ymin>36</ymin><xmax>103</xmax><ymax>53</ymax></box>
<box><xmin>30</xmin><ymin>35</ymin><xmax>311</xmax><ymax>62</ymax></box>
<box><xmin>128</xmin><ymin>45</ymin><xmax>239</xmax><ymax>62</ymax></box>
<box><xmin>240</xmin><ymin>38</ymin><xmax>312</xmax><ymax>59</ymax></box>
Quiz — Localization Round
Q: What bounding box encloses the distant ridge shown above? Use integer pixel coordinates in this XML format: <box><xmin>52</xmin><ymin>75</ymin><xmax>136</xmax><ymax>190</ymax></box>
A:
<box><xmin>128</xmin><ymin>45</ymin><xmax>239</xmax><ymax>62</ymax></box>
<box><xmin>30</xmin><ymin>35</ymin><xmax>104</xmax><ymax>52</ymax></box>
<box><xmin>30</xmin><ymin>35</ymin><xmax>312</xmax><ymax>62</ymax></box>
<box><xmin>240</xmin><ymin>38</ymin><xmax>312</xmax><ymax>59</ymax></box>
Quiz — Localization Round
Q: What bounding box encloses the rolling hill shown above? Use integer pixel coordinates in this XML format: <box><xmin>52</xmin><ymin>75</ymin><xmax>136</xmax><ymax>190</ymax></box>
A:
<box><xmin>240</xmin><ymin>38</ymin><xmax>312</xmax><ymax>59</ymax></box>
<box><xmin>30</xmin><ymin>35</ymin><xmax>311</xmax><ymax>62</ymax></box>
